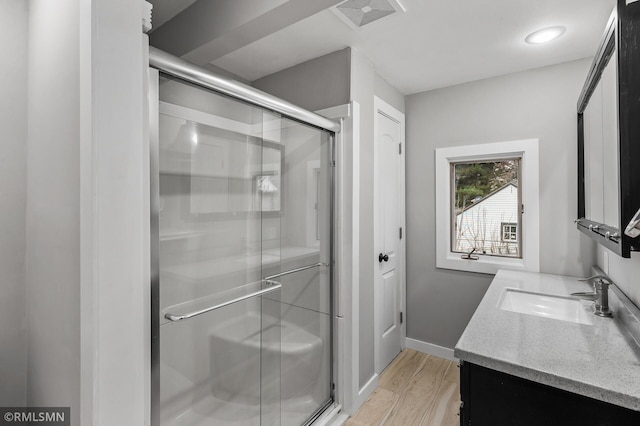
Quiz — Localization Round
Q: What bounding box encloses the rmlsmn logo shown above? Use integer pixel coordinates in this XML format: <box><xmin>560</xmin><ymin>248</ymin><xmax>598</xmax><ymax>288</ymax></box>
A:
<box><xmin>0</xmin><ymin>408</ymin><xmax>69</xmax><ymax>426</ymax></box>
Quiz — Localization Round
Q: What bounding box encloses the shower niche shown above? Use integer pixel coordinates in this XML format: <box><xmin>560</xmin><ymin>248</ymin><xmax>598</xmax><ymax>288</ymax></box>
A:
<box><xmin>150</xmin><ymin>70</ymin><xmax>335</xmax><ymax>426</ymax></box>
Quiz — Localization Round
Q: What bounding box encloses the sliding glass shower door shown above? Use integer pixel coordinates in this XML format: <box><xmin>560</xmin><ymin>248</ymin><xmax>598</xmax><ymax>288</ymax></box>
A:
<box><xmin>152</xmin><ymin>72</ymin><xmax>333</xmax><ymax>426</ymax></box>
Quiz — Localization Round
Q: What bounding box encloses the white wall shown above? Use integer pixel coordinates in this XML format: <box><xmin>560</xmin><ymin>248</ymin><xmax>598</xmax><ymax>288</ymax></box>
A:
<box><xmin>0</xmin><ymin>0</ymin><xmax>28</xmax><ymax>406</ymax></box>
<box><xmin>26</xmin><ymin>1</ymin><xmax>81</xmax><ymax>421</ymax></box>
<box><xmin>24</xmin><ymin>1</ymin><xmax>148</xmax><ymax>425</ymax></box>
<box><xmin>82</xmin><ymin>1</ymin><xmax>149</xmax><ymax>424</ymax></box>
<box><xmin>599</xmin><ymin>248</ymin><xmax>640</xmax><ymax>308</ymax></box>
<box><xmin>349</xmin><ymin>48</ymin><xmax>376</xmax><ymax>389</ymax></box>
<box><xmin>405</xmin><ymin>59</ymin><xmax>596</xmax><ymax>350</ymax></box>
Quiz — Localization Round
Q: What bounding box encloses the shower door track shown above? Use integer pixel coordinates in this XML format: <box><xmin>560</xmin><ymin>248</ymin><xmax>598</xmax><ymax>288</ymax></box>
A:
<box><xmin>149</xmin><ymin>47</ymin><xmax>338</xmax><ymax>426</ymax></box>
<box><xmin>148</xmin><ymin>47</ymin><xmax>340</xmax><ymax>134</ymax></box>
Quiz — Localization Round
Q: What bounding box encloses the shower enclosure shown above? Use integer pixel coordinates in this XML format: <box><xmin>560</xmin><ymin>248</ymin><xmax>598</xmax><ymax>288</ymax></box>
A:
<box><xmin>149</xmin><ymin>48</ymin><xmax>338</xmax><ymax>425</ymax></box>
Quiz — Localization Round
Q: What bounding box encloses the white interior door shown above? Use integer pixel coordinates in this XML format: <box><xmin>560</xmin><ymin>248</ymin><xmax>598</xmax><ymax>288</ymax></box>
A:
<box><xmin>374</xmin><ymin>99</ymin><xmax>404</xmax><ymax>373</ymax></box>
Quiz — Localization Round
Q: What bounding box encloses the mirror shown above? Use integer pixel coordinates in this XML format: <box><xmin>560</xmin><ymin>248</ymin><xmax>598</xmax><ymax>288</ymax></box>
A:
<box><xmin>582</xmin><ymin>37</ymin><xmax>619</xmax><ymax>228</ymax></box>
<box><xmin>577</xmin><ymin>2</ymin><xmax>640</xmax><ymax>257</ymax></box>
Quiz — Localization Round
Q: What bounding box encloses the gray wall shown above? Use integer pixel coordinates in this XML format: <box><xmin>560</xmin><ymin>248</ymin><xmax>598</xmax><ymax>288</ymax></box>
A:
<box><xmin>374</xmin><ymin>74</ymin><xmax>405</xmax><ymax>114</ymax></box>
<box><xmin>405</xmin><ymin>59</ymin><xmax>596</xmax><ymax>350</ymax></box>
<box><xmin>0</xmin><ymin>0</ymin><xmax>28</xmax><ymax>406</ymax></box>
<box><xmin>253</xmin><ymin>48</ymin><xmax>351</xmax><ymax>112</ymax></box>
<box><xmin>350</xmin><ymin>48</ymin><xmax>405</xmax><ymax>389</ymax></box>
<box><xmin>26</xmin><ymin>0</ymin><xmax>81</xmax><ymax>422</ymax></box>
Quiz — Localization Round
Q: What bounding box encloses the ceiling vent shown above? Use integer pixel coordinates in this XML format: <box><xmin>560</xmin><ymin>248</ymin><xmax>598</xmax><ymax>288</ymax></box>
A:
<box><xmin>331</xmin><ymin>0</ymin><xmax>405</xmax><ymax>30</ymax></box>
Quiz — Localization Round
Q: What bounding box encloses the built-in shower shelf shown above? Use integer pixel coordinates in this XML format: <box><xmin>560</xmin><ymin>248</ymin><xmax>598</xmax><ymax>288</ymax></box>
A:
<box><xmin>160</xmin><ymin>101</ymin><xmax>284</xmax><ymax>144</ymax></box>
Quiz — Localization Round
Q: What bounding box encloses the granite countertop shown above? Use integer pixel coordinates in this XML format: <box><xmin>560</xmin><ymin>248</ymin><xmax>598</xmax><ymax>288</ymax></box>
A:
<box><xmin>454</xmin><ymin>269</ymin><xmax>640</xmax><ymax>411</ymax></box>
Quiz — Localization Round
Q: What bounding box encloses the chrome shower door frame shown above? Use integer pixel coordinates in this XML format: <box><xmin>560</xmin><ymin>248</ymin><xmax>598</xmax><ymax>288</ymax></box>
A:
<box><xmin>149</xmin><ymin>67</ymin><xmax>160</xmax><ymax>426</ymax></box>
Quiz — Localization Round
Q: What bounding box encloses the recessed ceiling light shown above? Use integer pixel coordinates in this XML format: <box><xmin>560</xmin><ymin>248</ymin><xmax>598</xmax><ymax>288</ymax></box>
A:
<box><xmin>525</xmin><ymin>26</ymin><xmax>566</xmax><ymax>44</ymax></box>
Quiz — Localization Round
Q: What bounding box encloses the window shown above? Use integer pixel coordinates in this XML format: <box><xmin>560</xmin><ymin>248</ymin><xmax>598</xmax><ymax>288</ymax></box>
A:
<box><xmin>436</xmin><ymin>140</ymin><xmax>540</xmax><ymax>274</ymax></box>
<box><xmin>501</xmin><ymin>223</ymin><xmax>518</xmax><ymax>242</ymax></box>
<box><xmin>452</xmin><ymin>159</ymin><xmax>521</xmax><ymax>258</ymax></box>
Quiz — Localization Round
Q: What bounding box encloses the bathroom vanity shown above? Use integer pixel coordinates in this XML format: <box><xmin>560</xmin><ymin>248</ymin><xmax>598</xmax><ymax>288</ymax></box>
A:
<box><xmin>455</xmin><ymin>270</ymin><xmax>640</xmax><ymax>425</ymax></box>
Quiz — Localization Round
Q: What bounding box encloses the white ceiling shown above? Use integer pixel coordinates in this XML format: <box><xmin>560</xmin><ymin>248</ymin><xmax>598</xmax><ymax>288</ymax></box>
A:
<box><xmin>208</xmin><ymin>0</ymin><xmax>614</xmax><ymax>94</ymax></box>
<box><xmin>149</xmin><ymin>0</ymin><xmax>615</xmax><ymax>95</ymax></box>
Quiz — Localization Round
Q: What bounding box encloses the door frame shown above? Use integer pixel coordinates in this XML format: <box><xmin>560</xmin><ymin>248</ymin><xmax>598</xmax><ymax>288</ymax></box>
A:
<box><xmin>373</xmin><ymin>96</ymin><xmax>406</xmax><ymax>374</ymax></box>
<box><xmin>315</xmin><ymin>102</ymin><xmax>360</xmax><ymax>416</ymax></box>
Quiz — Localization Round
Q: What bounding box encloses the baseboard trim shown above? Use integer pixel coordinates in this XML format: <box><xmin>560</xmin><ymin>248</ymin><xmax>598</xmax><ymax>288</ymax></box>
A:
<box><xmin>354</xmin><ymin>373</ymin><xmax>378</xmax><ymax>409</ymax></box>
<box><xmin>405</xmin><ymin>337</ymin><xmax>457</xmax><ymax>361</ymax></box>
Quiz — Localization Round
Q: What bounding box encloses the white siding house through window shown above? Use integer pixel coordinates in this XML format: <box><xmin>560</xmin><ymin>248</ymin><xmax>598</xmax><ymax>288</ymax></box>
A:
<box><xmin>455</xmin><ymin>183</ymin><xmax>519</xmax><ymax>257</ymax></box>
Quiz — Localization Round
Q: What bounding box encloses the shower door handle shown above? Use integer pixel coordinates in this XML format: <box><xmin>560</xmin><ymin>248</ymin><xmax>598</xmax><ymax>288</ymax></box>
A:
<box><xmin>164</xmin><ymin>281</ymin><xmax>282</xmax><ymax>322</ymax></box>
<box><xmin>263</xmin><ymin>262</ymin><xmax>329</xmax><ymax>281</ymax></box>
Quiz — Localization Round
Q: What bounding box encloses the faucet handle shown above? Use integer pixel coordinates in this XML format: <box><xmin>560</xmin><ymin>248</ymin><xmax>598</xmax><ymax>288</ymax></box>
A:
<box><xmin>594</xmin><ymin>276</ymin><xmax>613</xmax><ymax>290</ymax></box>
<box><xmin>599</xmin><ymin>276</ymin><xmax>613</xmax><ymax>285</ymax></box>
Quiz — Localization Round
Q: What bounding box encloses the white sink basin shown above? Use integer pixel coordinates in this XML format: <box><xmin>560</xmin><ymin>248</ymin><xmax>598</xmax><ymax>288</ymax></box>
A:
<box><xmin>499</xmin><ymin>288</ymin><xmax>592</xmax><ymax>325</ymax></box>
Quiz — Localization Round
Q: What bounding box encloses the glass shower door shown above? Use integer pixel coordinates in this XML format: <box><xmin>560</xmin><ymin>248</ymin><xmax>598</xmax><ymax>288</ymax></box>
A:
<box><xmin>156</xmin><ymin>75</ymin><xmax>282</xmax><ymax>425</ymax></box>
<box><xmin>265</xmin><ymin>118</ymin><xmax>333</xmax><ymax>426</ymax></box>
<box><xmin>152</xmin><ymin>73</ymin><xmax>333</xmax><ymax>426</ymax></box>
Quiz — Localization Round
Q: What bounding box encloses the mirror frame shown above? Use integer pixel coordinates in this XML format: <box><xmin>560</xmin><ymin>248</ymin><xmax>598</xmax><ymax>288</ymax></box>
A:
<box><xmin>577</xmin><ymin>2</ymin><xmax>640</xmax><ymax>258</ymax></box>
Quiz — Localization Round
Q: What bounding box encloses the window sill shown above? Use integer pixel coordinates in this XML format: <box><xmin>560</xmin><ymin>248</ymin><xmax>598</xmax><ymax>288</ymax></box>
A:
<box><xmin>437</xmin><ymin>252</ymin><xmax>532</xmax><ymax>275</ymax></box>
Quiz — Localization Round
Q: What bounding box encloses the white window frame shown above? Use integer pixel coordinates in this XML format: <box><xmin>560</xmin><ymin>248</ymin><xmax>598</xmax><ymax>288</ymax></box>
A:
<box><xmin>435</xmin><ymin>139</ymin><xmax>540</xmax><ymax>274</ymax></box>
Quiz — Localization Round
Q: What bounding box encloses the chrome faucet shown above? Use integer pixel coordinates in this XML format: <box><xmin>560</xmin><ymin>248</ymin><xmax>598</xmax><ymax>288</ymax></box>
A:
<box><xmin>571</xmin><ymin>274</ymin><xmax>614</xmax><ymax>318</ymax></box>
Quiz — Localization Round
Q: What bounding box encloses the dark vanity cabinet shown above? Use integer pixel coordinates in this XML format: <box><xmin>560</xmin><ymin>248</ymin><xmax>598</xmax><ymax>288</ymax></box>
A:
<box><xmin>577</xmin><ymin>0</ymin><xmax>640</xmax><ymax>257</ymax></box>
<box><xmin>459</xmin><ymin>362</ymin><xmax>640</xmax><ymax>426</ymax></box>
